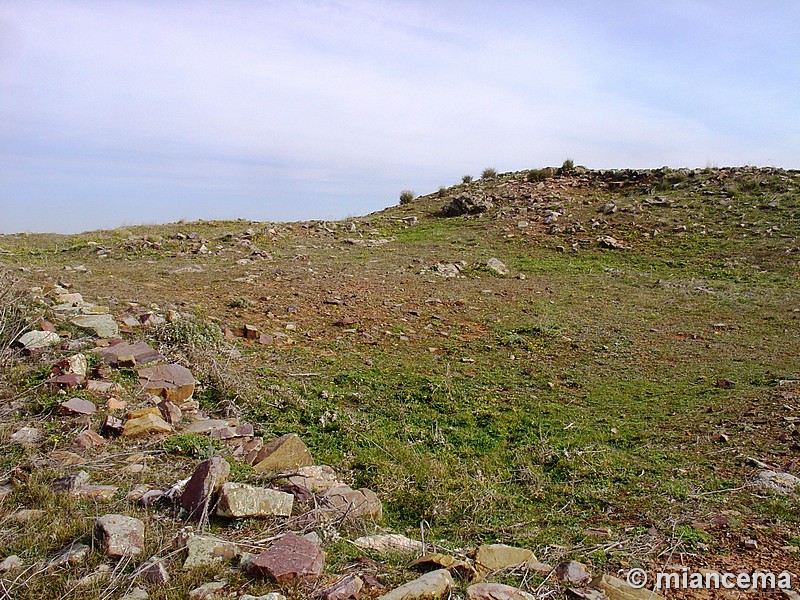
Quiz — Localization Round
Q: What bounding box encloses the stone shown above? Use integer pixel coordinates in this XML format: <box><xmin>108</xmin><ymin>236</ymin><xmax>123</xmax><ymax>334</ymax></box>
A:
<box><xmin>216</xmin><ymin>482</ymin><xmax>293</xmax><ymax>518</ymax></box>
<box><xmin>70</xmin><ymin>314</ymin><xmax>120</xmax><ymax>338</ymax></box>
<box><xmin>474</xmin><ymin>544</ymin><xmax>536</xmax><ymax>577</ymax></box>
<box><xmin>378</xmin><ymin>569</ymin><xmax>454</xmax><ymax>599</ymax></box>
<box><xmin>0</xmin><ymin>484</ymin><xmax>12</xmax><ymax>502</ymax></box>
<box><xmin>123</xmin><ymin>413</ymin><xmax>174</xmax><ymax>437</ymax></box>
<box><xmin>138</xmin><ymin>557</ymin><xmax>170</xmax><ymax>584</ymax></box>
<box><xmin>101</xmin><ymin>415</ymin><xmax>125</xmax><ymax>436</ymax></box>
<box><xmin>211</xmin><ymin>423</ymin><xmax>254</xmax><ymax>439</ymax></box>
<box><xmin>176</xmin><ymin>531</ymin><xmax>239</xmax><ymax>569</ymax></box>
<box><xmin>466</xmin><ymin>583</ymin><xmax>536</xmax><ymax>600</ymax></box>
<box><xmin>10</xmin><ymin>426</ymin><xmax>42</xmax><ymax>446</ymax></box>
<box><xmin>252</xmin><ymin>433</ymin><xmax>314</xmax><ymax>474</ymax></box>
<box><xmin>486</xmin><ymin>258</ymin><xmax>509</xmax><ymax>276</ymax></box>
<box><xmin>95</xmin><ymin>514</ymin><xmax>145</xmax><ymax>557</ymax></box>
<box><xmin>55</xmin><ymin>292</ymin><xmax>83</xmax><ymax>304</ymax></box>
<box><xmin>247</xmin><ymin>533</ymin><xmax>325</xmax><ymax>583</ymax></box>
<box><xmin>10</xmin><ymin>509</ymin><xmax>45</xmax><ymax>523</ymax></box>
<box><xmin>72</xmin><ymin>484</ymin><xmax>118</xmax><ymax>501</ymax></box>
<box><xmin>409</xmin><ymin>553</ymin><xmax>475</xmax><ymax>578</ymax></box>
<box><xmin>240</xmin><ymin>595</ymin><xmax>286</xmax><ymax>600</ymax></box>
<box><xmin>320</xmin><ymin>485</ymin><xmax>382</xmax><ymax>520</ymax></box>
<box><xmin>98</xmin><ymin>341</ymin><xmax>163</xmax><ymax>367</ymax></box>
<box><xmin>73</xmin><ymin>429</ymin><xmax>108</xmax><ymax>450</ymax></box>
<box><xmin>315</xmin><ymin>574</ymin><xmax>363</xmax><ymax>600</ymax></box>
<box><xmin>138</xmin><ymin>364</ymin><xmax>196</xmax><ymax>402</ymax></box>
<box><xmin>72</xmin><ymin>564</ymin><xmax>111</xmax><ymax>588</ymax></box>
<box><xmin>0</xmin><ymin>555</ymin><xmax>24</xmax><ymax>572</ymax></box>
<box><xmin>184</xmin><ymin>419</ymin><xmax>232</xmax><ymax>434</ymax></box>
<box><xmin>53</xmin><ymin>353</ymin><xmax>88</xmax><ymax>377</ymax></box>
<box><xmin>556</xmin><ymin>560</ymin><xmax>591</xmax><ymax>583</ymax></box>
<box><xmin>126</xmin><ymin>407</ymin><xmax>162</xmax><ymax>419</ymax></box>
<box><xmin>590</xmin><ymin>574</ymin><xmax>666</xmax><ymax>600</ymax></box>
<box><xmin>597</xmin><ymin>236</ymin><xmax>629</xmax><ymax>250</ymax></box>
<box><xmin>443</xmin><ymin>192</ymin><xmax>494</xmax><ymax>216</ymax></box>
<box><xmin>86</xmin><ymin>380</ymin><xmax>126</xmax><ymax>395</ymax></box>
<box><xmin>181</xmin><ymin>456</ymin><xmax>230</xmax><ymax>521</ymax></box>
<box><xmin>353</xmin><ymin>534</ymin><xmax>424</xmax><ymax>554</ymax></box>
<box><xmin>17</xmin><ymin>330</ymin><xmax>61</xmax><ymax>350</ymax></box>
<box><xmin>285</xmin><ymin>465</ymin><xmax>345</xmax><ymax>493</ymax></box>
<box><xmin>52</xmin><ymin>470</ymin><xmax>90</xmax><ymax>492</ymax></box>
<box><xmin>158</xmin><ymin>399</ymin><xmax>183</xmax><ymax>425</ymax></box>
<box><xmin>106</xmin><ymin>397</ymin><xmax>126</xmax><ymax>411</ymax></box>
<box><xmin>120</xmin><ymin>588</ymin><xmax>149</xmax><ymax>600</ymax></box>
<box><xmin>432</xmin><ymin>262</ymin><xmax>461</xmax><ymax>278</ymax></box>
<box><xmin>752</xmin><ymin>470</ymin><xmax>800</xmax><ymax>495</ymax></box>
<box><xmin>49</xmin><ymin>450</ymin><xmax>85</xmax><ymax>466</ymax></box>
<box><xmin>244</xmin><ymin>324</ymin><xmax>259</xmax><ymax>339</ymax></box>
<box><xmin>47</xmin><ymin>541</ymin><xmax>90</xmax><ymax>569</ymax></box>
<box><xmin>189</xmin><ymin>581</ymin><xmax>227</xmax><ymax>598</ymax></box>
<box><xmin>57</xmin><ymin>397</ymin><xmax>97</xmax><ymax>416</ymax></box>
<box><xmin>48</xmin><ymin>373</ymin><xmax>85</xmax><ymax>388</ymax></box>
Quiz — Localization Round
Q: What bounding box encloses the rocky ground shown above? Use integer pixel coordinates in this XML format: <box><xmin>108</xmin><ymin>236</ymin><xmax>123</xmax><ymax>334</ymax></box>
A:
<box><xmin>0</xmin><ymin>165</ymin><xmax>798</xmax><ymax>599</ymax></box>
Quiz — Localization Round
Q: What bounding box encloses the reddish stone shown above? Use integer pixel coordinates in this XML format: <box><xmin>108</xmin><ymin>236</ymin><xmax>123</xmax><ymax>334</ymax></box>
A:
<box><xmin>246</xmin><ymin>533</ymin><xmax>324</xmax><ymax>583</ymax></box>
<box><xmin>315</xmin><ymin>574</ymin><xmax>363</xmax><ymax>600</ymax></box>
<box><xmin>211</xmin><ymin>423</ymin><xmax>254</xmax><ymax>439</ymax></box>
<box><xmin>158</xmin><ymin>400</ymin><xmax>182</xmax><ymax>426</ymax></box>
<box><xmin>138</xmin><ymin>364</ymin><xmax>196</xmax><ymax>402</ymax></box>
<box><xmin>48</xmin><ymin>374</ymin><xmax>84</xmax><ymax>389</ymax></box>
<box><xmin>243</xmin><ymin>324</ymin><xmax>259</xmax><ymax>339</ymax></box>
<box><xmin>57</xmin><ymin>397</ymin><xmax>97</xmax><ymax>416</ymax></box>
<box><xmin>98</xmin><ymin>341</ymin><xmax>163</xmax><ymax>368</ymax></box>
<box><xmin>101</xmin><ymin>415</ymin><xmax>125</xmax><ymax>437</ymax></box>
<box><xmin>95</xmin><ymin>514</ymin><xmax>145</xmax><ymax>557</ymax></box>
<box><xmin>180</xmin><ymin>457</ymin><xmax>230</xmax><ymax>521</ymax></box>
<box><xmin>74</xmin><ymin>430</ymin><xmax>107</xmax><ymax>449</ymax></box>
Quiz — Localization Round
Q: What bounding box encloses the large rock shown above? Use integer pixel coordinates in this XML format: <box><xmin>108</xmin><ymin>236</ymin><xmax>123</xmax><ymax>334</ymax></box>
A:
<box><xmin>247</xmin><ymin>533</ymin><xmax>324</xmax><ymax>583</ymax></box>
<box><xmin>137</xmin><ymin>364</ymin><xmax>196</xmax><ymax>402</ymax></box>
<box><xmin>95</xmin><ymin>514</ymin><xmax>145</xmax><ymax>557</ymax></box>
<box><xmin>442</xmin><ymin>192</ymin><xmax>494</xmax><ymax>217</ymax></box>
<box><xmin>70</xmin><ymin>314</ymin><xmax>119</xmax><ymax>338</ymax></box>
<box><xmin>378</xmin><ymin>569</ymin><xmax>454</xmax><ymax>599</ymax></box>
<box><xmin>353</xmin><ymin>534</ymin><xmax>424</xmax><ymax>554</ymax></box>
<box><xmin>180</xmin><ymin>456</ymin><xmax>230</xmax><ymax>521</ymax></box>
<box><xmin>17</xmin><ymin>330</ymin><xmax>61</xmax><ymax>350</ymax></box>
<box><xmin>751</xmin><ymin>470</ymin><xmax>800</xmax><ymax>495</ymax></box>
<box><xmin>486</xmin><ymin>258</ymin><xmax>509</xmax><ymax>276</ymax></box>
<box><xmin>176</xmin><ymin>530</ymin><xmax>239</xmax><ymax>569</ymax></box>
<box><xmin>123</xmin><ymin>413</ymin><xmax>174</xmax><ymax>437</ymax></box>
<box><xmin>252</xmin><ymin>433</ymin><xmax>313</xmax><ymax>474</ymax></box>
<box><xmin>216</xmin><ymin>483</ymin><xmax>293</xmax><ymax>518</ymax></box>
<box><xmin>474</xmin><ymin>544</ymin><xmax>536</xmax><ymax>577</ymax></box>
<box><xmin>466</xmin><ymin>583</ymin><xmax>536</xmax><ymax>600</ymax></box>
<box><xmin>320</xmin><ymin>485</ymin><xmax>382</xmax><ymax>521</ymax></box>
<box><xmin>590</xmin><ymin>574</ymin><xmax>665</xmax><ymax>600</ymax></box>
<box><xmin>98</xmin><ymin>341</ymin><xmax>163</xmax><ymax>367</ymax></box>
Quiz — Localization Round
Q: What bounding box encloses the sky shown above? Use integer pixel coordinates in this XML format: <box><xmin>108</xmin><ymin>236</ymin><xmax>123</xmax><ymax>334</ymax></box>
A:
<box><xmin>1</xmin><ymin>1</ymin><xmax>798</xmax><ymax>234</ymax></box>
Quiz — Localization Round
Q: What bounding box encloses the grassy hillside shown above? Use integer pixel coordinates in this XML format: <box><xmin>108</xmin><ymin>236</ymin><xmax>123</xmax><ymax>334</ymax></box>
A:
<box><xmin>1</xmin><ymin>165</ymin><xmax>798</xmax><ymax>598</ymax></box>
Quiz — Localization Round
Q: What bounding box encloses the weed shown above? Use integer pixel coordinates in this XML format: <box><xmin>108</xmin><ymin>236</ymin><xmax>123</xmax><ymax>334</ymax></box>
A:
<box><xmin>481</xmin><ymin>167</ymin><xmax>498</xmax><ymax>179</ymax></box>
<box><xmin>462</xmin><ymin>174</ymin><xmax>474</xmax><ymax>184</ymax></box>
<box><xmin>399</xmin><ymin>190</ymin><xmax>415</xmax><ymax>205</ymax></box>
<box><xmin>559</xmin><ymin>158</ymin><xmax>575</xmax><ymax>173</ymax></box>
<box><xmin>228</xmin><ymin>296</ymin><xmax>251</xmax><ymax>309</ymax></box>
<box><xmin>527</xmin><ymin>168</ymin><xmax>553</xmax><ymax>183</ymax></box>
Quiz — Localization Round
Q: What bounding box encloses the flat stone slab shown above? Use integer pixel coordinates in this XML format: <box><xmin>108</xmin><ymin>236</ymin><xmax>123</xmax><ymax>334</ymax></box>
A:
<box><xmin>216</xmin><ymin>483</ymin><xmax>293</xmax><ymax>518</ymax></box>
<box><xmin>320</xmin><ymin>485</ymin><xmax>382</xmax><ymax>521</ymax></box>
<box><xmin>95</xmin><ymin>514</ymin><xmax>145</xmax><ymax>557</ymax></box>
<box><xmin>18</xmin><ymin>330</ymin><xmax>61</xmax><ymax>350</ymax></box>
<box><xmin>98</xmin><ymin>341</ymin><xmax>163</xmax><ymax>367</ymax></box>
<box><xmin>70</xmin><ymin>314</ymin><xmax>120</xmax><ymax>338</ymax></box>
<box><xmin>57</xmin><ymin>397</ymin><xmax>97</xmax><ymax>416</ymax></box>
<box><xmin>122</xmin><ymin>413</ymin><xmax>174</xmax><ymax>437</ymax></box>
<box><xmin>378</xmin><ymin>569</ymin><xmax>454</xmax><ymax>599</ymax></box>
<box><xmin>138</xmin><ymin>364</ymin><xmax>196</xmax><ymax>402</ymax></box>
<box><xmin>247</xmin><ymin>533</ymin><xmax>324</xmax><ymax>583</ymax></box>
<box><xmin>352</xmin><ymin>534</ymin><xmax>423</xmax><ymax>554</ymax></box>
<box><xmin>285</xmin><ymin>465</ymin><xmax>345</xmax><ymax>493</ymax></box>
<box><xmin>252</xmin><ymin>433</ymin><xmax>313</xmax><ymax>474</ymax></box>
<box><xmin>474</xmin><ymin>544</ymin><xmax>536</xmax><ymax>576</ymax></box>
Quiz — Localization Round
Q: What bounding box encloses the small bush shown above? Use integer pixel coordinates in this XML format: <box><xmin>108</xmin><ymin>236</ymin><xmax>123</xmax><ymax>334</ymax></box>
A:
<box><xmin>462</xmin><ymin>174</ymin><xmax>473</xmax><ymax>184</ymax></box>
<box><xmin>227</xmin><ymin>296</ymin><xmax>251</xmax><ymax>309</ymax></box>
<box><xmin>559</xmin><ymin>158</ymin><xmax>575</xmax><ymax>174</ymax></box>
<box><xmin>481</xmin><ymin>167</ymin><xmax>497</xmax><ymax>179</ymax></box>
<box><xmin>399</xmin><ymin>190</ymin><xmax>415</xmax><ymax>205</ymax></box>
<box><xmin>527</xmin><ymin>168</ymin><xmax>553</xmax><ymax>183</ymax></box>
<box><xmin>437</xmin><ymin>186</ymin><xmax>447</xmax><ymax>198</ymax></box>
<box><xmin>162</xmin><ymin>432</ymin><xmax>223</xmax><ymax>458</ymax></box>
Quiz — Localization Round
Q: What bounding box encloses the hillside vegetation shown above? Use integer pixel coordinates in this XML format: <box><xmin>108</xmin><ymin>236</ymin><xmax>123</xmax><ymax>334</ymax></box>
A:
<box><xmin>0</xmin><ymin>165</ymin><xmax>798</xmax><ymax>599</ymax></box>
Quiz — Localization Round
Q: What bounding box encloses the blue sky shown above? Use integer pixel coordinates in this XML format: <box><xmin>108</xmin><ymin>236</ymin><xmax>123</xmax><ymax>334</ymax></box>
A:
<box><xmin>1</xmin><ymin>1</ymin><xmax>798</xmax><ymax>234</ymax></box>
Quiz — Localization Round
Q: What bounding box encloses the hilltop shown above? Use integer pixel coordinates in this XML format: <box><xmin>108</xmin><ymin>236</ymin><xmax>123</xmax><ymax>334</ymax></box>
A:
<box><xmin>0</xmin><ymin>165</ymin><xmax>798</xmax><ymax>599</ymax></box>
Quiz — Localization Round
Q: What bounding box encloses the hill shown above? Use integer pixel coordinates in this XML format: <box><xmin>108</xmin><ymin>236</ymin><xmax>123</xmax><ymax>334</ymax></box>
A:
<box><xmin>0</xmin><ymin>165</ymin><xmax>798</xmax><ymax>599</ymax></box>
